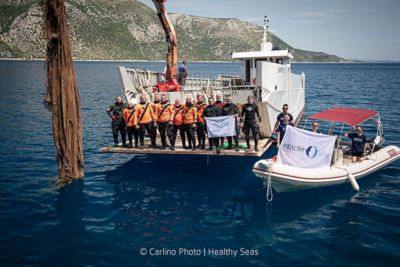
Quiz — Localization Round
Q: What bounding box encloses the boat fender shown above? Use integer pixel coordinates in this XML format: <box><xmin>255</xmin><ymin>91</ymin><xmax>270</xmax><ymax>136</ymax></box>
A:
<box><xmin>347</xmin><ymin>172</ymin><xmax>360</xmax><ymax>192</ymax></box>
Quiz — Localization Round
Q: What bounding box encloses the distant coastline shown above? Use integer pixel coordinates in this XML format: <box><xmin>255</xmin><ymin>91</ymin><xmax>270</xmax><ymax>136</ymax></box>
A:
<box><xmin>1</xmin><ymin>58</ymin><xmax>398</xmax><ymax>64</ymax></box>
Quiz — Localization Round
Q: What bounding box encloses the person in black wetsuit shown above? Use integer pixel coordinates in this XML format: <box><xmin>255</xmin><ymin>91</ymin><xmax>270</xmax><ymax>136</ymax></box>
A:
<box><xmin>345</xmin><ymin>125</ymin><xmax>367</xmax><ymax>163</ymax></box>
<box><xmin>241</xmin><ymin>95</ymin><xmax>261</xmax><ymax>151</ymax></box>
<box><xmin>213</xmin><ymin>93</ymin><xmax>225</xmax><ymax>147</ymax></box>
<box><xmin>222</xmin><ymin>95</ymin><xmax>240</xmax><ymax>151</ymax></box>
<box><xmin>203</xmin><ymin>97</ymin><xmax>221</xmax><ymax>152</ymax></box>
<box><xmin>106</xmin><ymin>96</ymin><xmax>127</xmax><ymax>147</ymax></box>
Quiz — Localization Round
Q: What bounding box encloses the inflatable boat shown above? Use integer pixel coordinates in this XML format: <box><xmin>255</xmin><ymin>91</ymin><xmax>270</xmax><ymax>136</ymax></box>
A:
<box><xmin>252</xmin><ymin>107</ymin><xmax>400</xmax><ymax>193</ymax></box>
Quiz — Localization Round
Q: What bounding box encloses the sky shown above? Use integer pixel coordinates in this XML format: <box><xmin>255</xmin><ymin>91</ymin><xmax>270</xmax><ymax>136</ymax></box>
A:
<box><xmin>139</xmin><ymin>0</ymin><xmax>400</xmax><ymax>61</ymax></box>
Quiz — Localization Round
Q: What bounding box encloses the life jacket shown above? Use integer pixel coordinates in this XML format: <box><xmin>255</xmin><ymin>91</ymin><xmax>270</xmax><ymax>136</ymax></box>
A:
<box><xmin>136</xmin><ymin>102</ymin><xmax>156</xmax><ymax>124</ymax></box>
<box><xmin>123</xmin><ymin>106</ymin><xmax>138</xmax><ymax>127</ymax></box>
<box><xmin>184</xmin><ymin>104</ymin><xmax>197</xmax><ymax>125</ymax></box>
<box><xmin>157</xmin><ymin>102</ymin><xmax>174</xmax><ymax>123</ymax></box>
<box><xmin>195</xmin><ymin>102</ymin><xmax>207</xmax><ymax>123</ymax></box>
<box><xmin>152</xmin><ymin>101</ymin><xmax>161</xmax><ymax>121</ymax></box>
<box><xmin>173</xmin><ymin>104</ymin><xmax>185</xmax><ymax>126</ymax></box>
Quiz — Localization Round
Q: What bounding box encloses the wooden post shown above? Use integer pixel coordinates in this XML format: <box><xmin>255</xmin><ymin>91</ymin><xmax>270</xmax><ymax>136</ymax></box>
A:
<box><xmin>41</xmin><ymin>0</ymin><xmax>84</xmax><ymax>182</ymax></box>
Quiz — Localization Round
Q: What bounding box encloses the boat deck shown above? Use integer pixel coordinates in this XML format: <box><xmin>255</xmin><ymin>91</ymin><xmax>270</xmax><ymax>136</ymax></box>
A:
<box><xmin>101</xmin><ymin>137</ymin><xmax>271</xmax><ymax>157</ymax></box>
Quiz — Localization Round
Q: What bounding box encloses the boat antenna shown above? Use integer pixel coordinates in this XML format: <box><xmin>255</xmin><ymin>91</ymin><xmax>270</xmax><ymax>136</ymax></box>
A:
<box><xmin>262</xmin><ymin>15</ymin><xmax>269</xmax><ymax>44</ymax></box>
<box><xmin>261</xmin><ymin>16</ymin><xmax>272</xmax><ymax>51</ymax></box>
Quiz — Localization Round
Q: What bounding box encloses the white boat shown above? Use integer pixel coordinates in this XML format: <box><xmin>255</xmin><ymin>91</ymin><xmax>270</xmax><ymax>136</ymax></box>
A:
<box><xmin>117</xmin><ymin>16</ymin><xmax>305</xmax><ymax>140</ymax></box>
<box><xmin>252</xmin><ymin>107</ymin><xmax>400</xmax><ymax>192</ymax></box>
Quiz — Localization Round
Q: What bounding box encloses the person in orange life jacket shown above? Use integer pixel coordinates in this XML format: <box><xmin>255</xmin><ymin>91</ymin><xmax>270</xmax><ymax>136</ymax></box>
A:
<box><xmin>106</xmin><ymin>96</ymin><xmax>127</xmax><ymax>147</ymax></box>
<box><xmin>241</xmin><ymin>95</ymin><xmax>261</xmax><ymax>151</ymax></box>
<box><xmin>222</xmin><ymin>95</ymin><xmax>241</xmax><ymax>151</ymax></box>
<box><xmin>135</xmin><ymin>94</ymin><xmax>157</xmax><ymax>149</ymax></box>
<box><xmin>170</xmin><ymin>98</ymin><xmax>186</xmax><ymax>151</ymax></box>
<box><xmin>195</xmin><ymin>94</ymin><xmax>207</xmax><ymax>150</ymax></box>
<box><xmin>123</xmin><ymin>101</ymin><xmax>139</xmax><ymax>148</ymax></box>
<box><xmin>203</xmin><ymin>97</ymin><xmax>221</xmax><ymax>153</ymax></box>
<box><xmin>156</xmin><ymin>94</ymin><xmax>174</xmax><ymax>150</ymax></box>
<box><xmin>213</xmin><ymin>93</ymin><xmax>225</xmax><ymax>147</ymax></box>
<box><xmin>150</xmin><ymin>93</ymin><xmax>161</xmax><ymax>147</ymax></box>
<box><xmin>183</xmin><ymin>96</ymin><xmax>198</xmax><ymax>151</ymax></box>
<box><xmin>276</xmin><ymin>114</ymin><xmax>294</xmax><ymax>149</ymax></box>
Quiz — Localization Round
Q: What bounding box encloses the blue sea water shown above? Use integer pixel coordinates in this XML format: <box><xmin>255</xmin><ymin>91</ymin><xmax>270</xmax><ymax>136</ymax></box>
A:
<box><xmin>0</xmin><ymin>60</ymin><xmax>399</xmax><ymax>266</ymax></box>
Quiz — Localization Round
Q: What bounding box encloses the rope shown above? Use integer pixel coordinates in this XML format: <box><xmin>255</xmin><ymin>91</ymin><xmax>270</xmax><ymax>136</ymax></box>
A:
<box><xmin>265</xmin><ymin>162</ymin><xmax>274</xmax><ymax>202</ymax></box>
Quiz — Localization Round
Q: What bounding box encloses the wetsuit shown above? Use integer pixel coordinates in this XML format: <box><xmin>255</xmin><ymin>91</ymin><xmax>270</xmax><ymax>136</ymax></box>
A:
<box><xmin>203</xmin><ymin>104</ymin><xmax>221</xmax><ymax>150</ymax></box>
<box><xmin>222</xmin><ymin>102</ymin><xmax>240</xmax><ymax>150</ymax></box>
<box><xmin>241</xmin><ymin>103</ymin><xmax>261</xmax><ymax>150</ymax></box>
<box><xmin>107</xmin><ymin>102</ymin><xmax>127</xmax><ymax>146</ymax></box>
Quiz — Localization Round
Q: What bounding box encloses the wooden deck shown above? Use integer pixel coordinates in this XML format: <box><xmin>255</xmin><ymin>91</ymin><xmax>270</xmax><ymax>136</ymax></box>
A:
<box><xmin>101</xmin><ymin>137</ymin><xmax>272</xmax><ymax>157</ymax></box>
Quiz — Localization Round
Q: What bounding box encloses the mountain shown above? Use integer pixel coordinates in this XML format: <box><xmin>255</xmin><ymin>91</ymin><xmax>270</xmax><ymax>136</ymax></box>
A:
<box><xmin>0</xmin><ymin>0</ymin><xmax>349</xmax><ymax>62</ymax></box>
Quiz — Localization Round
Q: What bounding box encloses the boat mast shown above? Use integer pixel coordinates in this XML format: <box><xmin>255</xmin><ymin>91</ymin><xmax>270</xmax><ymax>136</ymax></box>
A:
<box><xmin>261</xmin><ymin>16</ymin><xmax>272</xmax><ymax>51</ymax></box>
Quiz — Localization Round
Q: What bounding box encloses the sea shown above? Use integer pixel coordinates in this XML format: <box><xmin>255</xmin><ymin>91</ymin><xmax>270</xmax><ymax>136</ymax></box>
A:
<box><xmin>0</xmin><ymin>60</ymin><xmax>399</xmax><ymax>266</ymax></box>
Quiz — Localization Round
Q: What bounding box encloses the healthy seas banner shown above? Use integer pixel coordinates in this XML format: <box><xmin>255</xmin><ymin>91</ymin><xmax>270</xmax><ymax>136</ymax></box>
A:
<box><xmin>205</xmin><ymin>115</ymin><xmax>236</xmax><ymax>138</ymax></box>
<box><xmin>277</xmin><ymin>125</ymin><xmax>336</xmax><ymax>169</ymax></box>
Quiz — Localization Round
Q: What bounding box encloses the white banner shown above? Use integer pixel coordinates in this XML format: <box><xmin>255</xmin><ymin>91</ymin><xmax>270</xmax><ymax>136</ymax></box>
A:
<box><xmin>277</xmin><ymin>125</ymin><xmax>336</xmax><ymax>169</ymax></box>
<box><xmin>205</xmin><ymin>115</ymin><xmax>236</xmax><ymax>138</ymax></box>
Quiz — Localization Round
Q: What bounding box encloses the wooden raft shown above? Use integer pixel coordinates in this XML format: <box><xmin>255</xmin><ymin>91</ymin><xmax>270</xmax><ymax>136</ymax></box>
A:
<box><xmin>101</xmin><ymin>137</ymin><xmax>271</xmax><ymax>157</ymax></box>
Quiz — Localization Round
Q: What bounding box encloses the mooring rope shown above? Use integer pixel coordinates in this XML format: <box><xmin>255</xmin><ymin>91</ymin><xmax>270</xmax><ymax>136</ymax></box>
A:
<box><xmin>265</xmin><ymin>162</ymin><xmax>274</xmax><ymax>202</ymax></box>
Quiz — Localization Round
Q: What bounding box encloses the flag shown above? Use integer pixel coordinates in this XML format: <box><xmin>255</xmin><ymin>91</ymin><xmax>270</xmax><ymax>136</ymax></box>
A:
<box><xmin>277</xmin><ymin>125</ymin><xmax>336</xmax><ymax>169</ymax></box>
<box><xmin>205</xmin><ymin>115</ymin><xmax>236</xmax><ymax>138</ymax></box>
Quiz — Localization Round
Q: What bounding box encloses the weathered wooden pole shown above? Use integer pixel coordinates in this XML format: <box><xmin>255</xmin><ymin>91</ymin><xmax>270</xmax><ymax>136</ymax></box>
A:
<box><xmin>41</xmin><ymin>0</ymin><xmax>84</xmax><ymax>183</ymax></box>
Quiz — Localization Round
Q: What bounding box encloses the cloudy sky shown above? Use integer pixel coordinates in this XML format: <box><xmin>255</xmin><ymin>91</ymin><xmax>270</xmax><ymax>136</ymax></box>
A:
<box><xmin>139</xmin><ymin>0</ymin><xmax>400</xmax><ymax>61</ymax></box>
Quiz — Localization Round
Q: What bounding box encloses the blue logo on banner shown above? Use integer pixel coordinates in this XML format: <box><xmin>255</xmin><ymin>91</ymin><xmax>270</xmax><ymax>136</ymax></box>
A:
<box><xmin>306</xmin><ymin>146</ymin><xmax>318</xmax><ymax>158</ymax></box>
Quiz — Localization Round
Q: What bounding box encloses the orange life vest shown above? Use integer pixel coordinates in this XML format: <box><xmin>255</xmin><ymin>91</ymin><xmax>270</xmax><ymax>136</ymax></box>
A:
<box><xmin>173</xmin><ymin>104</ymin><xmax>185</xmax><ymax>126</ymax></box>
<box><xmin>152</xmin><ymin>102</ymin><xmax>161</xmax><ymax>121</ymax></box>
<box><xmin>184</xmin><ymin>105</ymin><xmax>197</xmax><ymax>125</ymax></box>
<box><xmin>136</xmin><ymin>103</ymin><xmax>156</xmax><ymax>124</ymax></box>
<box><xmin>123</xmin><ymin>107</ymin><xmax>138</xmax><ymax>127</ymax></box>
<box><xmin>157</xmin><ymin>102</ymin><xmax>174</xmax><ymax>123</ymax></box>
<box><xmin>195</xmin><ymin>102</ymin><xmax>207</xmax><ymax>123</ymax></box>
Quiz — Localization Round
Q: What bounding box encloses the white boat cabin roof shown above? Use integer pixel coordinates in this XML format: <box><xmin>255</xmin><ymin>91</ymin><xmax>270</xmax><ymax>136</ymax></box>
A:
<box><xmin>232</xmin><ymin>49</ymin><xmax>293</xmax><ymax>60</ymax></box>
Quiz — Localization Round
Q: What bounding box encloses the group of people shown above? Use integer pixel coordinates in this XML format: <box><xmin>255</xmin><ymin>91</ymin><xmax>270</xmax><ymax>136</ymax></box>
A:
<box><xmin>106</xmin><ymin>94</ymin><xmax>262</xmax><ymax>152</ymax></box>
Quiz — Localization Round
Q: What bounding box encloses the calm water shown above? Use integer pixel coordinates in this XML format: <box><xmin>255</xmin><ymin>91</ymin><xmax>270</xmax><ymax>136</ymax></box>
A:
<box><xmin>0</xmin><ymin>61</ymin><xmax>399</xmax><ymax>266</ymax></box>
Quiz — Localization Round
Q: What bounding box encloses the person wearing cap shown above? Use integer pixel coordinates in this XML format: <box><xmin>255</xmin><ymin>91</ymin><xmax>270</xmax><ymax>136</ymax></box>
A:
<box><xmin>106</xmin><ymin>96</ymin><xmax>127</xmax><ymax>147</ymax></box>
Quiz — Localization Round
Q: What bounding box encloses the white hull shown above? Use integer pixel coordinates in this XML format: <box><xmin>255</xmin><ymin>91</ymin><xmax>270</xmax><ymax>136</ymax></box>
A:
<box><xmin>252</xmin><ymin>145</ymin><xmax>400</xmax><ymax>192</ymax></box>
